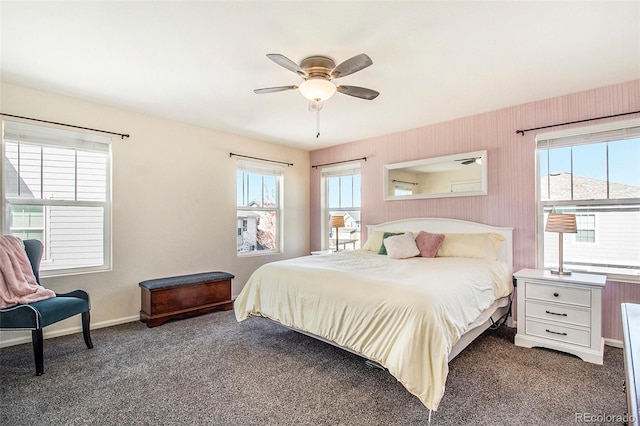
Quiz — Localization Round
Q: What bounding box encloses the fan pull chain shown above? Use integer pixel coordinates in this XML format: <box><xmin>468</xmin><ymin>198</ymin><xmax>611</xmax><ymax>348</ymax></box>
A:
<box><xmin>310</xmin><ymin>99</ymin><xmax>323</xmax><ymax>138</ymax></box>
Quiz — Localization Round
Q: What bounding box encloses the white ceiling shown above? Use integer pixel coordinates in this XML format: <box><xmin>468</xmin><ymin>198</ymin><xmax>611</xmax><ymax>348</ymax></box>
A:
<box><xmin>1</xmin><ymin>1</ymin><xmax>638</xmax><ymax>151</ymax></box>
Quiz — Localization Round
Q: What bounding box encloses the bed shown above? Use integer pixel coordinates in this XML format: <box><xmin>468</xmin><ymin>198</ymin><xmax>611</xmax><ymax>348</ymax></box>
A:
<box><xmin>234</xmin><ymin>217</ymin><xmax>514</xmax><ymax>412</ymax></box>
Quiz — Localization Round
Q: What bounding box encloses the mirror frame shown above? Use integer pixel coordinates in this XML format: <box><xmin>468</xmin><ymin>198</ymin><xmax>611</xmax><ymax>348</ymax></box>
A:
<box><xmin>383</xmin><ymin>150</ymin><xmax>488</xmax><ymax>201</ymax></box>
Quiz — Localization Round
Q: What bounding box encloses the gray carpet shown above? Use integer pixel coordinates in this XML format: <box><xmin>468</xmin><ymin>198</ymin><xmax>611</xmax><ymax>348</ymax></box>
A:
<box><xmin>0</xmin><ymin>310</ymin><xmax>627</xmax><ymax>425</ymax></box>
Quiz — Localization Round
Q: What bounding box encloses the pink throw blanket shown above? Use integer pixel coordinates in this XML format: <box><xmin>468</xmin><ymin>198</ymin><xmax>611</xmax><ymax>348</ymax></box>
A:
<box><xmin>0</xmin><ymin>235</ymin><xmax>55</xmax><ymax>308</ymax></box>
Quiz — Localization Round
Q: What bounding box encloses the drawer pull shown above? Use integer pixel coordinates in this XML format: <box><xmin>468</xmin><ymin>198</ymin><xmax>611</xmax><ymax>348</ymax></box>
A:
<box><xmin>545</xmin><ymin>310</ymin><xmax>568</xmax><ymax>317</ymax></box>
<box><xmin>545</xmin><ymin>329</ymin><xmax>568</xmax><ymax>336</ymax></box>
<box><xmin>553</xmin><ymin>292</ymin><xmax>559</xmax><ymax>297</ymax></box>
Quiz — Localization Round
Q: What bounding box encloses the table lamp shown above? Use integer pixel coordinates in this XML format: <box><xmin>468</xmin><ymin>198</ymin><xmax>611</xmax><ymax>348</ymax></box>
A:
<box><xmin>329</xmin><ymin>215</ymin><xmax>345</xmax><ymax>252</ymax></box>
<box><xmin>545</xmin><ymin>213</ymin><xmax>577</xmax><ymax>275</ymax></box>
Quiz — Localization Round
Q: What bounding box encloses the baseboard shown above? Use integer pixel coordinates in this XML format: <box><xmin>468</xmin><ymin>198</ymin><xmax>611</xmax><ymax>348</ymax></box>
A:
<box><xmin>604</xmin><ymin>338</ymin><xmax>623</xmax><ymax>348</ymax></box>
<box><xmin>2</xmin><ymin>314</ymin><xmax>624</xmax><ymax>350</ymax></box>
<box><xmin>0</xmin><ymin>315</ymin><xmax>140</xmax><ymax>348</ymax></box>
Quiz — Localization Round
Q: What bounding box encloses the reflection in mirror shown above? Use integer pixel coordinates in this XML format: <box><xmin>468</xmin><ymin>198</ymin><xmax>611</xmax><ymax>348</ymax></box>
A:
<box><xmin>384</xmin><ymin>150</ymin><xmax>487</xmax><ymax>200</ymax></box>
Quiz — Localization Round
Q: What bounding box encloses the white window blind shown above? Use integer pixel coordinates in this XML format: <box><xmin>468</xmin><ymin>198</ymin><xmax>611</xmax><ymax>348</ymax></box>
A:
<box><xmin>236</xmin><ymin>159</ymin><xmax>283</xmax><ymax>176</ymax></box>
<box><xmin>537</xmin><ymin>122</ymin><xmax>640</xmax><ymax>149</ymax></box>
<box><xmin>321</xmin><ymin>165</ymin><xmax>361</xmax><ymax>178</ymax></box>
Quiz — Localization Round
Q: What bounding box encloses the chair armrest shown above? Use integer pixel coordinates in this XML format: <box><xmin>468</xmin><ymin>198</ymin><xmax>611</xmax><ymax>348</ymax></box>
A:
<box><xmin>0</xmin><ymin>304</ymin><xmax>40</xmax><ymax>329</ymax></box>
<box><xmin>56</xmin><ymin>289</ymin><xmax>90</xmax><ymax>305</ymax></box>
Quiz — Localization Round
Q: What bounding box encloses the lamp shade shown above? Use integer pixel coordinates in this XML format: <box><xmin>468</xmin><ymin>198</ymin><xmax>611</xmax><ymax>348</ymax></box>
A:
<box><xmin>330</xmin><ymin>215</ymin><xmax>345</xmax><ymax>228</ymax></box>
<box><xmin>545</xmin><ymin>213</ymin><xmax>577</xmax><ymax>233</ymax></box>
<box><xmin>299</xmin><ymin>78</ymin><xmax>337</xmax><ymax>102</ymax></box>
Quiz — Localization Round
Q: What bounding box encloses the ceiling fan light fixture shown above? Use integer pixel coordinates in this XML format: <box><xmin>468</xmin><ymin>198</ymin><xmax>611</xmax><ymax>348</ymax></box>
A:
<box><xmin>298</xmin><ymin>78</ymin><xmax>336</xmax><ymax>102</ymax></box>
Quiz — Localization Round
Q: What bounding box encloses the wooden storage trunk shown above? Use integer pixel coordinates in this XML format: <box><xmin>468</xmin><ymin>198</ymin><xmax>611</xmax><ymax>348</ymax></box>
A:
<box><xmin>139</xmin><ymin>271</ymin><xmax>234</xmax><ymax>328</ymax></box>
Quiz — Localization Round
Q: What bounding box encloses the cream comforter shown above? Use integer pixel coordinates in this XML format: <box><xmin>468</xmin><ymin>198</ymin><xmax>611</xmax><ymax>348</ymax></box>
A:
<box><xmin>234</xmin><ymin>250</ymin><xmax>512</xmax><ymax>411</ymax></box>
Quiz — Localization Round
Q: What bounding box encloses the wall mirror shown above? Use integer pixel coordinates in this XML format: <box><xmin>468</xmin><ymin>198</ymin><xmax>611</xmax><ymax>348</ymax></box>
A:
<box><xmin>384</xmin><ymin>150</ymin><xmax>488</xmax><ymax>200</ymax></box>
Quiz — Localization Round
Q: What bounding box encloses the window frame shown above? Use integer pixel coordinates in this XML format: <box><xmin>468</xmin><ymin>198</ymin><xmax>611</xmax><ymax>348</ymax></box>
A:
<box><xmin>2</xmin><ymin>120</ymin><xmax>112</xmax><ymax>277</ymax></box>
<box><xmin>535</xmin><ymin>118</ymin><xmax>640</xmax><ymax>282</ymax></box>
<box><xmin>321</xmin><ymin>163</ymin><xmax>361</xmax><ymax>250</ymax></box>
<box><xmin>236</xmin><ymin>159</ymin><xmax>283</xmax><ymax>257</ymax></box>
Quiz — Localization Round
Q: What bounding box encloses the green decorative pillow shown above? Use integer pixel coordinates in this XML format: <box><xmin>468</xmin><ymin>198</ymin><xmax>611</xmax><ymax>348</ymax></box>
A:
<box><xmin>378</xmin><ymin>232</ymin><xmax>405</xmax><ymax>255</ymax></box>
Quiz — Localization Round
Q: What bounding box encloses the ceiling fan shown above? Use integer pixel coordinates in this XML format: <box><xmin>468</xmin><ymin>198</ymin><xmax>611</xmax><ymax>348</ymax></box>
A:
<box><xmin>254</xmin><ymin>53</ymin><xmax>380</xmax><ymax>137</ymax></box>
<box><xmin>456</xmin><ymin>157</ymin><xmax>482</xmax><ymax>165</ymax></box>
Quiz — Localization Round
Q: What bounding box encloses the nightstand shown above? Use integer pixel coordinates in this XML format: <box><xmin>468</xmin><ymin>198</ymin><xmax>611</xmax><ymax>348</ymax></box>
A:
<box><xmin>514</xmin><ymin>268</ymin><xmax>606</xmax><ymax>364</ymax></box>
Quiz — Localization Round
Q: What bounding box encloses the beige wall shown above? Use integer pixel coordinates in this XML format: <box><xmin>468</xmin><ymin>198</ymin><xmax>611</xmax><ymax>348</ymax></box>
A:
<box><xmin>0</xmin><ymin>82</ymin><xmax>310</xmax><ymax>345</ymax></box>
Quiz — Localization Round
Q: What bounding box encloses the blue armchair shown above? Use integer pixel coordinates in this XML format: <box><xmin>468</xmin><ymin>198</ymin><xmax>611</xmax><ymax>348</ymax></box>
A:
<box><xmin>0</xmin><ymin>239</ymin><xmax>93</xmax><ymax>375</ymax></box>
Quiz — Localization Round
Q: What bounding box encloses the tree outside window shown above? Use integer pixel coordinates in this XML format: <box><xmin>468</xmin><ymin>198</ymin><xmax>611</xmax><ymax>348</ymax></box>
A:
<box><xmin>236</xmin><ymin>161</ymin><xmax>282</xmax><ymax>255</ymax></box>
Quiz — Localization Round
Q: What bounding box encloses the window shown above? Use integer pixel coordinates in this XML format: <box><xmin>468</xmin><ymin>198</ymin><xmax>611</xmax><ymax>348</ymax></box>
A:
<box><xmin>393</xmin><ymin>181</ymin><xmax>414</xmax><ymax>196</ymax></box>
<box><xmin>322</xmin><ymin>164</ymin><xmax>361</xmax><ymax>251</ymax></box>
<box><xmin>2</xmin><ymin>121</ymin><xmax>111</xmax><ymax>276</ymax></box>
<box><xmin>575</xmin><ymin>214</ymin><xmax>596</xmax><ymax>243</ymax></box>
<box><xmin>536</xmin><ymin>119</ymin><xmax>640</xmax><ymax>279</ymax></box>
<box><xmin>236</xmin><ymin>160</ymin><xmax>282</xmax><ymax>255</ymax></box>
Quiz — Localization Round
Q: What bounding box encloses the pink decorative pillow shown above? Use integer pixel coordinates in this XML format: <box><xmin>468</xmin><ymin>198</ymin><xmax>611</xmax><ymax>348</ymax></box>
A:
<box><xmin>415</xmin><ymin>231</ymin><xmax>445</xmax><ymax>258</ymax></box>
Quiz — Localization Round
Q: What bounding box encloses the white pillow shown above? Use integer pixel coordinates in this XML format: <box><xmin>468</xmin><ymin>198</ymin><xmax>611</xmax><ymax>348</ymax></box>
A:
<box><xmin>436</xmin><ymin>232</ymin><xmax>505</xmax><ymax>260</ymax></box>
<box><xmin>384</xmin><ymin>232</ymin><xmax>420</xmax><ymax>259</ymax></box>
<box><xmin>361</xmin><ymin>230</ymin><xmax>385</xmax><ymax>252</ymax></box>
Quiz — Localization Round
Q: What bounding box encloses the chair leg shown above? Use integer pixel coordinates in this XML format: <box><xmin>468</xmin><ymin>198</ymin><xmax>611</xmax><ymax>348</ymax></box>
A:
<box><xmin>82</xmin><ymin>311</ymin><xmax>93</xmax><ymax>349</ymax></box>
<box><xmin>31</xmin><ymin>329</ymin><xmax>44</xmax><ymax>376</ymax></box>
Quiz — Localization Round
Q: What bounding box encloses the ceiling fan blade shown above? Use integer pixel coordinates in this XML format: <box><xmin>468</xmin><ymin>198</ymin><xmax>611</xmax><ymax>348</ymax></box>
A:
<box><xmin>456</xmin><ymin>157</ymin><xmax>479</xmax><ymax>165</ymax></box>
<box><xmin>336</xmin><ymin>85</ymin><xmax>380</xmax><ymax>100</ymax></box>
<box><xmin>254</xmin><ymin>85</ymin><xmax>298</xmax><ymax>94</ymax></box>
<box><xmin>266</xmin><ymin>54</ymin><xmax>308</xmax><ymax>77</ymax></box>
<box><xmin>331</xmin><ymin>54</ymin><xmax>373</xmax><ymax>79</ymax></box>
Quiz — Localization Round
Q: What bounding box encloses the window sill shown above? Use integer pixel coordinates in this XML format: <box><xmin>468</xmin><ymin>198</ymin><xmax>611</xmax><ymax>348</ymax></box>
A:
<box><xmin>604</xmin><ymin>274</ymin><xmax>640</xmax><ymax>285</ymax></box>
<box><xmin>40</xmin><ymin>265</ymin><xmax>112</xmax><ymax>279</ymax></box>
<box><xmin>552</xmin><ymin>266</ymin><xmax>640</xmax><ymax>284</ymax></box>
<box><xmin>237</xmin><ymin>250</ymin><xmax>281</xmax><ymax>258</ymax></box>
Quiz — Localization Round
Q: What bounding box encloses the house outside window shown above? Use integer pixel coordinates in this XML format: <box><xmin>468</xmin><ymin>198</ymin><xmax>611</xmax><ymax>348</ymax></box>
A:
<box><xmin>322</xmin><ymin>164</ymin><xmax>361</xmax><ymax>251</ymax></box>
<box><xmin>2</xmin><ymin>120</ymin><xmax>112</xmax><ymax>276</ymax></box>
<box><xmin>236</xmin><ymin>160</ymin><xmax>282</xmax><ymax>256</ymax></box>
<box><xmin>536</xmin><ymin>119</ymin><xmax>640</xmax><ymax>280</ymax></box>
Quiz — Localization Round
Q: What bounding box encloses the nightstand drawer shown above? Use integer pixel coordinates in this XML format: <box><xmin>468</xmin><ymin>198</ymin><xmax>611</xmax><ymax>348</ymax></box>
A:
<box><xmin>525</xmin><ymin>282</ymin><xmax>591</xmax><ymax>307</ymax></box>
<box><xmin>526</xmin><ymin>319</ymin><xmax>590</xmax><ymax>347</ymax></box>
<box><xmin>525</xmin><ymin>300</ymin><xmax>591</xmax><ymax>327</ymax></box>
